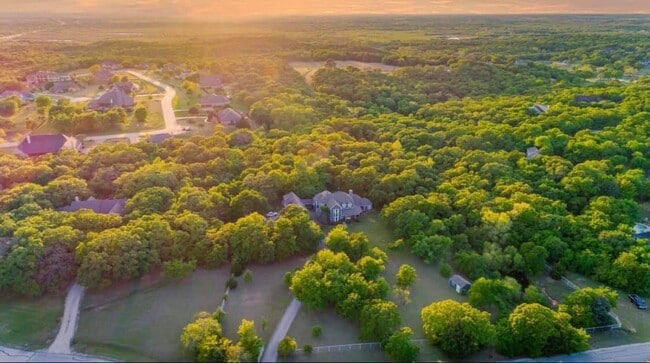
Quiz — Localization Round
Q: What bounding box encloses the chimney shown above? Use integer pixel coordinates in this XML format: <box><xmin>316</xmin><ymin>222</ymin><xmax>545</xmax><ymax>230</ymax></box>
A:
<box><xmin>75</xmin><ymin>196</ymin><xmax>80</xmax><ymax>202</ymax></box>
<box><xmin>26</xmin><ymin>135</ymin><xmax>31</xmax><ymax>144</ymax></box>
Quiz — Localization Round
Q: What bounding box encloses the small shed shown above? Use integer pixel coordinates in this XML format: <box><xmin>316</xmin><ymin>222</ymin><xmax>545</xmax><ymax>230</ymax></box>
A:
<box><xmin>449</xmin><ymin>274</ymin><xmax>472</xmax><ymax>295</ymax></box>
<box><xmin>526</xmin><ymin>147</ymin><xmax>541</xmax><ymax>160</ymax></box>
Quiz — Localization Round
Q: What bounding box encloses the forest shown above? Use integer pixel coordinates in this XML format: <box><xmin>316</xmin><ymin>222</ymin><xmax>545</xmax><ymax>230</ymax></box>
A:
<box><xmin>0</xmin><ymin>14</ymin><xmax>649</xmax><ymax>361</ymax></box>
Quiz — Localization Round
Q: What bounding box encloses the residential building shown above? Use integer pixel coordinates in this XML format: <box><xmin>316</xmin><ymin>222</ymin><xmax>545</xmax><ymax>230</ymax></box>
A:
<box><xmin>199</xmin><ymin>74</ymin><xmax>224</xmax><ymax>89</ymax></box>
<box><xmin>17</xmin><ymin>134</ymin><xmax>80</xmax><ymax>157</ymax></box>
<box><xmin>93</xmin><ymin>69</ymin><xmax>115</xmax><ymax>84</ymax></box>
<box><xmin>59</xmin><ymin>196</ymin><xmax>126</xmax><ymax>215</ymax></box>
<box><xmin>313</xmin><ymin>190</ymin><xmax>372</xmax><ymax>223</ymax></box>
<box><xmin>449</xmin><ymin>274</ymin><xmax>472</xmax><ymax>295</ymax></box>
<box><xmin>200</xmin><ymin>94</ymin><xmax>230</xmax><ymax>108</ymax></box>
<box><xmin>87</xmin><ymin>87</ymin><xmax>135</xmax><ymax>111</ymax></box>
<box><xmin>113</xmin><ymin>81</ymin><xmax>139</xmax><ymax>93</ymax></box>
<box><xmin>217</xmin><ymin>108</ymin><xmax>242</xmax><ymax>125</ymax></box>
<box><xmin>529</xmin><ymin>104</ymin><xmax>549</xmax><ymax>114</ymax></box>
<box><xmin>0</xmin><ymin>90</ymin><xmax>34</xmax><ymax>103</ymax></box>
<box><xmin>25</xmin><ymin>71</ymin><xmax>72</xmax><ymax>88</ymax></box>
<box><xmin>49</xmin><ymin>81</ymin><xmax>78</xmax><ymax>94</ymax></box>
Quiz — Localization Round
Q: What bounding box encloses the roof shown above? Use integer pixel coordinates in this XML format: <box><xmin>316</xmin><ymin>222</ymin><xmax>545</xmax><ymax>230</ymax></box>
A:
<box><xmin>352</xmin><ymin>194</ymin><xmax>372</xmax><ymax>207</ymax></box>
<box><xmin>330</xmin><ymin>191</ymin><xmax>354</xmax><ymax>205</ymax></box>
<box><xmin>59</xmin><ymin>197</ymin><xmax>126</xmax><ymax>215</ymax></box>
<box><xmin>449</xmin><ymin>274</ymin><xmax>471</xmax><ymax>287</ymax></box>
<box><xmin>93</xmin><ymin>69</ymin><xmax>115</xmax><ymax>82</ymax></box>
<box><xmin>17</xmin><ymin>134</ymin><xmax>78</xmax><ymax>156</ymax></box>
<box><xmin>49</xmin><ymin>81</ymin><xmax>77</xmax><ymax>94</ymax></box>
<box><xmin>576</xmin><ymin>95</ymin><xmax>601</xmax><ymax>103</ymax></box>
<box><xmin>532</xmin><ymin>104</ymin><xmax>549</xmax><ymax>114</ymax></box>
<box><xmin>282</xmin><ymin>192</ymin><xmax>305</xmax><ymax>209</ymax></box>
<box><xmin>0</xmin><ymin>90</ymin><xmax>34</xmax><ymax>102</ymax></box>
<box><xmin>526</xmin><ymin>147</ymin><xmax>540</xmax><ymax>159</ymax></box>
<box><xmin>113</xmin><ymin>81</ymin><xmax>138</xmax><ymax>93</ymax></box>
<box><xmin>200</xmin><ymin>94</ymin><xmax>229</xmax><ymax>107</ymax></box>
<box><xmin>217</xmin><ymin>108</ymin><xmax>242</xmax><ymax>124</ymax></box>
<box><xmin>87</xmin><ymin>88</ymin><xmax>135</xmax><ymax>110</ymax></box>
<box><xmin>148</xmin><ymin>133</ymin><xmax>172</xmax><ymax>144</ymax></box>
<box><xmin>341</xmin><ymin>205</ymin><xmax>363</xmax><ymax>217</ymax></box>
<box><xmin>313</xmin><ymin>190</ymin><xmax>332</xmax><ymax>203</ymax></box>
<box><xmin>199</xmin><ymin>74</ymin><xmax>223</xmax><ymax>88</ymax></box>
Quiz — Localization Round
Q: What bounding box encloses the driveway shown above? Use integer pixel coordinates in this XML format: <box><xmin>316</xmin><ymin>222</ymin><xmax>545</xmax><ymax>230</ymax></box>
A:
<box><xmin>260</xmin><ymin>299</ymin><xmax>302</xmax><ymax>362</ymax></box>
<box><xmin>510</xmin><ymin>342</ymin><xmax>650</xmax><ymax>362</ymax></box>
<box><xmin>0</xmin><ymin>346</ymin><xmax>109</xmax><ymax>362</ymax></box>
<box><xmin>47</xmin><ymin>283</ymin><xmax>85</xmax><ymax>354</ymax></box>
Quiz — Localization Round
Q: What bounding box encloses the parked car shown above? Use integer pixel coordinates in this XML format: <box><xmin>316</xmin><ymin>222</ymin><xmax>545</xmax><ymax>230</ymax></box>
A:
<box><xmin>266</xmin><ymin>211</ymin><xmax>278</xmax><ymax>218</ymax></box>
<box><xmin>629</xmin><ymin>294</ymin><xmax>648</xmax><ymax>310</ymax></box>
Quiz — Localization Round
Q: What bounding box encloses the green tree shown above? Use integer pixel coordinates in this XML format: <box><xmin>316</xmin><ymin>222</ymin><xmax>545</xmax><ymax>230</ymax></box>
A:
<box><xmin>497</xmin><ymin>303</ymin><xmax>589</xmax><ymax>357</ymax></box>
<box><xmin>396</xmin><ymin>264</ymin><xmax>417</xmax><ymax>288</ymax></box>
<box><xmin>360</xmin><ymin>299</ymin><xmax>401</xmax><ymax>341</ymax></box>
<box><xmin>558</xmin><ymin>286</ymin><xmax>618</xmax><ymax>328</ymax></box>
<box><xmin>421</xmin><ymin>299</ymin><xmax>495</xmax><ymax>359</ymax></box>
<box><xmin>134</xmin><ymin>106</ymin><xmax>148</xmax><ymax>123</ymax></box>
<box><xmin>384</xmin><ymin>327</ymin><xmax>420</xmax><ymax>363</ymax></box>
<box><xmin>237</xmin><ymin>319</ymin><xmax>263</xmax><ymax>361</ymax></box>
<box><xmin>278</xmin><ymin>336</ymin><xmax>297</xmax><ymax>358</ymax></box>
<box><xmin>468</xmin><ymin>277</ymin><xmax>522</xmax><ymax>319</ymax></box>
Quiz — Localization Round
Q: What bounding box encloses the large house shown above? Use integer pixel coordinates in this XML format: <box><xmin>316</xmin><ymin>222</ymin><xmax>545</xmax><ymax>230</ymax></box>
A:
<box><xmin>26</xmin><ymin>71</ymin><xmax>72</xmax><ymax>88</ymax></box>
<box><xmin>217</xmin><ymin>108</ymin><xmax>242</xmax><ymax>125</ymax></box>
<box><xmin>87</xmin><ymin>87</ymin><xmax>135</xmax><ymax>111</ymax></box>
<box><xmin>199</xmin><ymin>74</ymin><xmax>224</xmax><ymax>89</ymax></box>
<box><xmin>17</xmin><ymin>134</ymin><xmax>81</xmax><ymax>157</ymax></box>
<box><xmin>49</xmin><ymin>81</ymin><xmax>78</xmax><ymax>94</ymax></box>
<box><xmin>93</xmin><ymin>69</ymin><xmax>115</xmax><ymax>84</ymax></box>
<box><xmin>282</xmin><ymin>190</ymin><xmax>372</xmax><ymax>223</ymax></box>
<box><xmin>59</xmin><ymin>196</ymin><xmax>126</xmax><ymax>215</ymax></box>
<box><xmin>200</xmin><ymin>94</ymin><xmax>230</xmax><ymax>109</ymax></box>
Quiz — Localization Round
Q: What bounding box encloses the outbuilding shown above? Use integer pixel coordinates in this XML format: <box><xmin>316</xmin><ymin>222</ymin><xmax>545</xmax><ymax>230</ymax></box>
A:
<box><xmin>449</xmin><ymin>274</ymin><xmax>472</xmax><ymax>295</ymax></box>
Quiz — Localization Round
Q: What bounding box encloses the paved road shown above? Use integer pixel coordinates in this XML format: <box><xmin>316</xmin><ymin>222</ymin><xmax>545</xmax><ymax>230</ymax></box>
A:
<box><xmin>0</xmin><ymin>346</ymin><xmax>109</xmax><ymax>362</ymax></box>
<box><xmin>511</xmin><ymin>342</ymin><xmax>650</xmax><ymax>362</ymax></box>
<box><xmin>260</xmin><ymin>298</ymin><xmax>302</xmax><ymax>362</ymax></box>
<box><xmin>48</xmin><ymin>283</ymin><xmax>85</xmax><ymax>354</ymax></box>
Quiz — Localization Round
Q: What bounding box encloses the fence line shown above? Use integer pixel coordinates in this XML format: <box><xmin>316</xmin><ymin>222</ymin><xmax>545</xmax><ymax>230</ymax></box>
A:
<box><xmin>257</xmin><ymin>345</ymin><xmax>265</xmax><ymax>363</ymax></box>
<box><xmin>296</xmin><ymin>339</ymin><xmax>430</xmax><ymax>354</ymax></box>
<box><xmin>560</xmin><ymin>276</ymin><xmax>580</xmax><ymax>290</ymax></box>
<box><xmin>559</xmin><ymin>274</ymin><xmax>622</xmax><ymax>333</ymax></box>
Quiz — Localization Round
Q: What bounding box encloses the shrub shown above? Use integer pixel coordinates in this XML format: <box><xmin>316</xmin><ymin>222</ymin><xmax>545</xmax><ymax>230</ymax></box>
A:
<box><xmin>162</xmin><ymin>259</ymin><xmax>196</xmax><ymax>279</ymax></box>
<box><xmin>283</xmin><ymin>271</ymin><xmax>292</xmax><ymax>286</ymax></box>
<box><xmin>439</xmin><ymin>263</ymin><xmax>453</xmax><ymax>278</ymax></box>
<box><xmin>231</xmin><ymin>262</ymin><xmax>244</xmax><ymax>277</ymax></box>
<box><xmin>303</xmin><ymin>344</ymin><xmax>313</xmax><ymax>354</ymax></box>
<box><xmin>213</xmin><ymin>307</ymin><xmax>225</xmax><ymax>323</ymax></box>
<box><xmin>243</xmin><ymin>269</ymin><xmax>253</xmax><ymax>283</ymax></box>
<box><xmin>550</xmin><ymin>264</ymin><xmax>565</xmax><ymax>280</ymax></box>
<box><xmin>227</xmin><ymin>276</ymin><xmax>238</xmax><ymax>289</ymax></box>
<box><xmin>278</xmin><ymin>336</ymin><xmax>297</xmax><ymax>357</ymax></box>
<box><xmin>311</xmin><ymin>325</ymin><xmax>322</xmax><ymax>337</ymax></box>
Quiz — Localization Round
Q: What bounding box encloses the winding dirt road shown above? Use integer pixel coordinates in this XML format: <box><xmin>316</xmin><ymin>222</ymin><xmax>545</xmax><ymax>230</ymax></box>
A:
<box><xmin>47</xmin><ymin>283</ymin><xmax>85</xmax><ymax>354</ymax></box>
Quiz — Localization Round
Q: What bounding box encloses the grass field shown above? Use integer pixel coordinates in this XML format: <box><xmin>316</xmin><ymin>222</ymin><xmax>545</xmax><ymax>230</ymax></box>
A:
<box><xmin>74</xmin><ymin>268</ymin><xmax>230</xmax><ymax>362</ymax></box>
<box><xmin>0</xmin><ymin>295</ymin><xmax>65</xmax><ymax>350</ymax></box>
<box><xmin>289</xmin><ymin>61</ymin><xmax>398</xmax><ymax>83</ymax></box>
<box><xmin>221</xmin><ymin>257</ymin><xmax>308</xmax><ymax>342</ymax></box>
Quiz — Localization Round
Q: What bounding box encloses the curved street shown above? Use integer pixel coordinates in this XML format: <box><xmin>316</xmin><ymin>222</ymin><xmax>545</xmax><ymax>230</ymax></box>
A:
<box><xmin>510</xmin><ymin>342</ymin><xmax>650</xmax><ymax>362</ymax></box>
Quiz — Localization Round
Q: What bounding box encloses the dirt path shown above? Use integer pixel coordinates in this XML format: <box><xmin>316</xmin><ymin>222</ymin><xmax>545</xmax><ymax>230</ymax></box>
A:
<box><xmin>47</xmin><ymin>283</ymin><xmax>85</xmax><ymax>354</ymax></box>
<box><xmin>260</xmin><ymin>298</ymin><xmax>302</xmax><ymax>362</ymax></box>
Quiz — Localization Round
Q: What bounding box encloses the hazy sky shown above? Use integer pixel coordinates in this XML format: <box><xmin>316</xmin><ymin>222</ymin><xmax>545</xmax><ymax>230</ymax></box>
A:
<box><xmin>5</xmin><ymin>0</ymin><xmax>650</xmax><ymax>17</ymax></box>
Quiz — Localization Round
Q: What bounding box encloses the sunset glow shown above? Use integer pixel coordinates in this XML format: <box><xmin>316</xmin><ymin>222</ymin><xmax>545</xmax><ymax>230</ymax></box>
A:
<box><xmin>4</xmin><ymin>0</ymin><xmax>650</xmax><ymax>18</ymax></box>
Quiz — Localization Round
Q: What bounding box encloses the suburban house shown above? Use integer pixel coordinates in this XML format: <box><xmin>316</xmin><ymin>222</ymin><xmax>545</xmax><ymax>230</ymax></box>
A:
<box><xmin>529</xmin><ymin>104</ymin><xmax>549</xmax><ymax>114</ymax></box>
<box><xmin>449</xmin><ymin>274</ymin><xmax>472</xmax><ymax>295</ymax></box>
<box><xmin>113</xmin><ymin>81</ymin><xmax>139</xmax><ymax>93</ymax></box>
<box><xmin>0</xmin><ymin>90</ymin><xmax>34</xmax><ymax>103</ymax></box>
<box><xmin>26</xmin><ymin>71</ymin><xmax>73</xmax><ymax>88</ymax></box>
<box><xmin>217</xmin><ymin>108</ymin><xmax>242</xmax><ymax>125</ymax></box>
<box><xmin>282</xmin><ymin>192</ymin><xmax>307</xmax><ymax>209</ymax></box>
<box><xmin>282</xmin><ymin>190</ymin><xmax>372</xmax><ymax>223</ymax></box>
<box><xmin>200</xmin><ymin>94</ymin><xmax>230</xmax><ymax>108</ymax></box>
<box><xmin>49</xmin><ymin>81</ymin><xmax>78</xmax><ymax>94</ymax></box>
<box><xmin>93</xmin><ymin>69</ymin><xmax>115</xmax><ymax>84</ymax></box>
<box><xmin>87</xmin><ymin>87</ymin><xmax>135</xmax><ymax>111</ymax></box>
<box><xmin>526</xmin><ymin>146</ymin><xmax>541</xmax><ymax>159</ymax></box>
<box><xmin>59</xmin><ymin>196</ymin><xmax>126</xmax><ymax>215</ymax></box>
<box><xmin>199</xmin><ymin>74</ymin><xmax>224</xmax><ymax>89</ymax></box>
<box><xmin>100</xmin><ymin>60</ymin><xmax>123</xmax><ymax>70</ymax></box>
<box><xmin>17</xmin><ymin>134</ymin><xmax>81</xmax><ymax>157</ymax></box>
<box><xmin>575</xmin><ymin>95</ymin><xmax>602</xmax><ymax>104</ymax></box>
<box><xmin>148</xmin><ymin>133</ymin><xmax>172</xmax><ymax>144</ymax></box>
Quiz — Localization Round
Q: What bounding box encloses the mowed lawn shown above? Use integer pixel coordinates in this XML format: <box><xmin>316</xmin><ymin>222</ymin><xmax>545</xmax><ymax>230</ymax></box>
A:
<box><xmin>221</xmin><ymin>257</ymin><xmax>308</xmax><ymax>343</ymax></box>
<box><xmin>0</xmin><ymin>295</ymin><xmax>64</xmax><ymax>349</ymax></box>
<box><xmin>287</xmin><ymin>213</ymin><xmax>463</xmax><ymax>362</ymax></box>
<box><xmin>74</xmin><ymin>267</ymin><xmax>230</xmax><ymax>362</ymax></box>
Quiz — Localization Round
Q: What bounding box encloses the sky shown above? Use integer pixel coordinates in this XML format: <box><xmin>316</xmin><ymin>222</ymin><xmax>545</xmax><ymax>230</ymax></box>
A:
<box><xmin>4</xmin><ymin>0</ymin><xmax>650</xmax><ymax>18</ymax></box>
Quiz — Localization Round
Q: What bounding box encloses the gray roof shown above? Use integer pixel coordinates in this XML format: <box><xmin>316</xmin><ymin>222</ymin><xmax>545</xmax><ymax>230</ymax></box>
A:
<box><xmin>59</xmin><ymin>197</ymin><xmax>126</xmax><ymax>215</ymax></box>
<box><xmin>526</xmin><ymin>147</ymin><xmax>540</xmax><ymax>159</ymax></box>
<box><xmin>87</xmin><ymin>87</ymin><xmax>135</xmax><ymax>110</ymax></box>
<box><xmin>217</xmin><ymin>108</ymin><xmax>242</xmax><ymax>124</ymax></box>
<box><xmin>282</xmin><ymin>192</ymin><xmax>305</xmax><ymax>209</ymax></box>
<box><xmin>114</xmin><ymin>81</ymin><xmax>138</xmax><ymax>93</ymax></box>
<box><xmin>93</xmin><ymin>69</ymin><xmax>115</xmax><ymax>82</ymax></box>
<box><xmin>449</xmin><ymin>274</ymin><xmax>471</xmax><ymax>288</ymax></box>
<box><xmin>341</xmin><ymin>205</ymin><xmax>363</xmax><ymax>217</ymax></box>
<box><xmin>200</xmin><ymin>94</ymin><xmax>229</xmax><ymax>107</ymax></box>
<box><xmin>313</xmin><ymin>190</ymin><xmax>331</xmax><ymax>203</ymax></box>
<box><xmin>49</xmin><ymin>81</ymin><xmax>77</xmax><ymax>94</ymax></box>
<box><xmin>352</xmin><ymin>194</ymin><xmax>372</xmax><ymax>207</ymax></box>
<box><xmin>17</xmin><ymin>134</ymin><xmax>78</xmax><ymax>156</ymax></box>
<box><xmin>199</xmin><ymin>74</ymin><xmax>223</xmax><ymax>88</ymax></box>
<box><xmin>330</xmin><ymin>191</ymin><xmax>354</xmax><ymax>205</ymax></box>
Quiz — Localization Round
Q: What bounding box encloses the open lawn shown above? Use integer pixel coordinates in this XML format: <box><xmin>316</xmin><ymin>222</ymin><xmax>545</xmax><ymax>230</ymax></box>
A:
<box><xmin>221</xmin><ymin>257</ymin><xmax>308</xmax><ymax>343</ymax></box>
<box><xmin>289</xmin><ymin>61</ymin><xmax>398</xmax><ymax>83</ymax></box>
<box><xmin>0</xmin><ymin>295</ymin><xmax>65</xmax><ymax>350</ymax></box>
<box><xmin>346</xmin><ymin>213</ymin><xmax>468</xmax><ymax>339</ymax></box>
<box><xmin>74</xmin><ymin>267</ymin><xmax>230</xmax><ymax>362</ymax></box>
